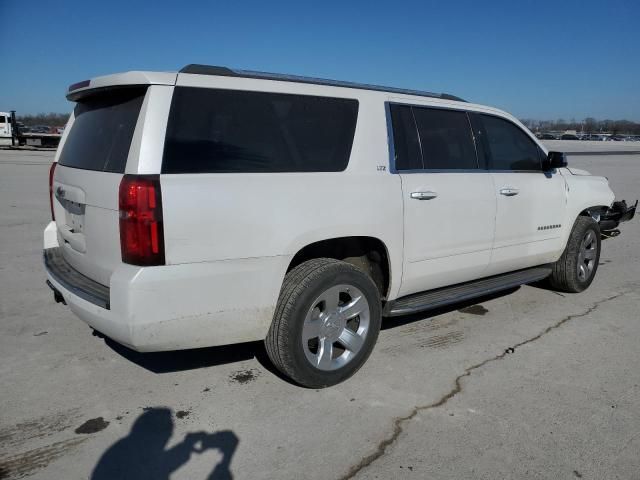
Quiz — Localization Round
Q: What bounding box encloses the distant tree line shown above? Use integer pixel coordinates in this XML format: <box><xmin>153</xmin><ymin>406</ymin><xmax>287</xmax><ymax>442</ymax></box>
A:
<box><xmin>16</xmin><ymin>113</ymin><xmax>70</xmax><ymax>127</ymax></box>
<box><xmin>520</xmin><ymin>118</ymin><xmax>640</xmax><ymax>135</ymax></box>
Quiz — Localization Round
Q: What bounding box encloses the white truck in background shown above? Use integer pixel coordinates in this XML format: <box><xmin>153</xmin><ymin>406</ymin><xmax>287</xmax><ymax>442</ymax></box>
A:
<box><xmin>0</xmin><ymin>112</ymin><xmax>12</xmax><ymax>146</ymax></box>
<box><xmin>0</xmin><ymin>110</ymin><xmax>63</xmax><ymax>148</ymax></box>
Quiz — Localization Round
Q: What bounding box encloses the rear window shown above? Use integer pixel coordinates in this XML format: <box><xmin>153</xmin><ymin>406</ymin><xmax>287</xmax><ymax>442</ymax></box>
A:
<box><xmin>58</xmin><ymin>88</ymin><xmax>146</xmax><ymax>173</ymax></box>
<box><xmin>162</xmin><ymin>87</ymin><xmax>359</xmax><ymax>173</ymax></box>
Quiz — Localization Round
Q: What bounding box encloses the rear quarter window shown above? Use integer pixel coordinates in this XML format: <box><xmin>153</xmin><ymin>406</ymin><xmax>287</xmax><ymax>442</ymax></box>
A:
<box><xmin>58</xmin><ymin>88</ymin><xmax>146</xmax><ymax>173</ymax></box>
<box><xmin>162</xmin><ymin>87</ymin><xmax>359</xmax><ymax>173</ymax></box>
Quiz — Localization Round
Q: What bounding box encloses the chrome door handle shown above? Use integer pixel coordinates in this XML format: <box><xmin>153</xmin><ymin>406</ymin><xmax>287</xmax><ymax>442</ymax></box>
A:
<box><xmin>410</xmin><ymin>191</ymin><xmax>438</xmax><ymax>200</ymax></box>
<box><xmin>499</xmin><ymin>187</ymin><xmax>519</xmax><ymax>196</ymax></box>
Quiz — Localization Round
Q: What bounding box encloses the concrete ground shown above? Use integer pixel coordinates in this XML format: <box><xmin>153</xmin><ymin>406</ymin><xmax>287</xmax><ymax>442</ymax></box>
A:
<box><xmin>1</xmin><ymin>147</ymin><xmax>639</xmax><ymax>480</ymax></box>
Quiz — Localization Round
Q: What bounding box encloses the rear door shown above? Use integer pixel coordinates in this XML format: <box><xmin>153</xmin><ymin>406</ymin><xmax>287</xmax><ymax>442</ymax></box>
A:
<box><xmin>391</xmin><ymin>104</ymin><xmax>496</xmax><ymax>297</ymax></box>
<box><xmin>52</xmin><ymin>87</ymin><xmax>147</xmax><ymax>286</ymax></box>
<box><xmin>475</xmin><ymin>113</ymin><xmax>567</xmax><ymax>274</ymax></box>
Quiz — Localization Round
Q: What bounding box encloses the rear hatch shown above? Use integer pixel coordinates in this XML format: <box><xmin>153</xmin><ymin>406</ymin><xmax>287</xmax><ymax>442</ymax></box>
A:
<box><xmin>52</xmin><ymin>87</ymin><xmax>146</xmax><ymax>286</ymax></box>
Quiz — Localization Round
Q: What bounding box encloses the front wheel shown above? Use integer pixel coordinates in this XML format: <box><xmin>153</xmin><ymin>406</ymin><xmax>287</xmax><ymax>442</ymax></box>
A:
<box><xmin>548</xmin><ymin>216</ymin><xmax>601</xmax><ymax>293</ymax></box>
<box><xmin>265</xmin><ymin>258</ymin><xmax>382</xmax><ymax>388</ymax></box>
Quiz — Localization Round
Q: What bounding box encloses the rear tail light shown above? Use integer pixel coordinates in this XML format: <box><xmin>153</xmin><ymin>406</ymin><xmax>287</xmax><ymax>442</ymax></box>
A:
<box><xmin>118</xmin><ymin>175</ymin><xmax>165</xmax><ymax>266</ymax></box>
<box><xmin>49</xmin><ymin>162</ymin><xmax>57</xmax><ymax>220</ymax></box>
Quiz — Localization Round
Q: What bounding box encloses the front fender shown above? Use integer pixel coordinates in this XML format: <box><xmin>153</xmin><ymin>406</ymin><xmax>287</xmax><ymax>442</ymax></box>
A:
<box><xmin>561</xmin><ymin>172</ymin><xmax>615</xmax><ymax>247</ymax></box>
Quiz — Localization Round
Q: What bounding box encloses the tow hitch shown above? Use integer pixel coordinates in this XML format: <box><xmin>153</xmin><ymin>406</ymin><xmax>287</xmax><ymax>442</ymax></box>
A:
<box><xmin>599</xmin><ymin>200</ymin><xmax>637</xmax><ymax>238</ymax></box>
<box><xmin>46</xmin><ymin>280</ymin><xmax>67</xmax><ymax>305</ymax></box>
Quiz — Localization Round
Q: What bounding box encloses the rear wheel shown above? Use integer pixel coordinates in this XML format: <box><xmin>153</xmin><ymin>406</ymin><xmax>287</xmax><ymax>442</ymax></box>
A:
<box><xmin>548</xmin><ymin>216</ymin><xmax>601</xmax><ymax>293</ymax></box>
<box><xmin>265</xmin><ymin>258</ymin><xmax>381</xmax><ymax>388</ymax></box>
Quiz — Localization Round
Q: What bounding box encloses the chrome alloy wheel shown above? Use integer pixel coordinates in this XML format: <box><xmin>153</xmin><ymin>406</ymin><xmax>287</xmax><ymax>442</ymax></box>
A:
<box><xmin>577</xmin><ymin>230</ymin><xmax>597</xmax><ymax>282</ymax></box>
<box><xmin>301</xmin><ymin>284</ymin><xmax>370</xmax><ymax>371</ymax></box>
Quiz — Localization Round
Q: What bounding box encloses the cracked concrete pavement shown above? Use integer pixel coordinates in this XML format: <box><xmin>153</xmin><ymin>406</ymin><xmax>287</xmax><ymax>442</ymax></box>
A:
<box><xmin>342</xmin><ymin>290</ymin><xmax>639</xmax><ymax>480</ymax></box>
<box><xmin>1</xmin><ymin>148</ymin><xmax>639</xmax><ymax>479</ymax></box>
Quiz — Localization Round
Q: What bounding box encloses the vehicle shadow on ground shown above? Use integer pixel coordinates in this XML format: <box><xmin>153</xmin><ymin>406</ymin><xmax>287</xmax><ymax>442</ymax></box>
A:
<box><xmin>102</xmin><ymin>336</ymin><xmax>291</xmax><ymax>381</ymax></box>
<box><xmin>91</xmin><ymin>407</ymin><xmax>238</xmax><ymax>480</ymax></box>
<box><xmin>101</xmin><ymin>287</ymin><xmax>520</xmax><ymax>382</ymax></box>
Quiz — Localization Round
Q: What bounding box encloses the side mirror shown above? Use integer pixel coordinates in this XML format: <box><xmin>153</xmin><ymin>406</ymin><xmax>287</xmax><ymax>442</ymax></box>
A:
<box><xmin>543</xmin><ymin>151</ymin><xmax>568</xmax><ymax>171</ymax></box>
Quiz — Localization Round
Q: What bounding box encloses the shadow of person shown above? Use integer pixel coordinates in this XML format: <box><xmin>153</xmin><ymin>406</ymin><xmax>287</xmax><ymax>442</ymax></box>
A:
<box><xmin>198</xmin><ymin>430</ymin><xmax>239</xmax><ymax>480</ymax></box>
<box><xmin>91</xmin><ymin>408</ymin><xmax>239</xmax><ymax>480</ymax></box>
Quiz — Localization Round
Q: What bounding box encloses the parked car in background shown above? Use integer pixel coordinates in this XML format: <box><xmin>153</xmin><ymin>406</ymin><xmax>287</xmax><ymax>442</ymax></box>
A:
<box><xmin>561</xmin><ymin>133</ymin><xmax>580</xmax><ymax>140</ymax></box>
<box><xmin>29</xmin><ymin>125</ymin><xmax>50</xmax><ymax>134</ymax></box>
<box><xmin>581</xmin><ymin>134</ymin><xmax>601</xmax><ymax>141</ymax></box>
<box><xmin>537</xmin><ymin>132</ymin><xmax>557</xmax><ymax>140</ymax></box>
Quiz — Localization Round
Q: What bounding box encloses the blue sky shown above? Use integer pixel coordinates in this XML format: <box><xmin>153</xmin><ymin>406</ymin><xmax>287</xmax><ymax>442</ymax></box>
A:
<box><xmin>2</xmin><ymin>0</ymin><xmax>638</xmax><ymax>120</ymax></box>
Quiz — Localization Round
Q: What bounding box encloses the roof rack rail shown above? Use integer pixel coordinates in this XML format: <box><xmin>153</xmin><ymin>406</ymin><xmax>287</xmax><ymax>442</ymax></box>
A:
<box><xmin>179</xmin><ymin>64</ymin><xmax>466</xmax><ymax>102</ymax></box>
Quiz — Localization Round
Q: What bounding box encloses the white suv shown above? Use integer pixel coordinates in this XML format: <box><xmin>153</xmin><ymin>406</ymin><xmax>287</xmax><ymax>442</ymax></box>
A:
<box><xmin>44</xmin><ymin>65</ymin><xmax>636</xmax><ymax>387</ymax></box>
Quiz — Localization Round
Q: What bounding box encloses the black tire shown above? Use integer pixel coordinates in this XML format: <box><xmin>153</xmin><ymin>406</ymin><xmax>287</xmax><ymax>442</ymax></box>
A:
<box><xmin>548</xmin><ymin>216</ymin><xmax>601</xmax><ymax>293</ymax></box>
<box><xmin>265</xmin><ymin>258</ymin><xmax>382</xmax><ymax>388</ymax></box>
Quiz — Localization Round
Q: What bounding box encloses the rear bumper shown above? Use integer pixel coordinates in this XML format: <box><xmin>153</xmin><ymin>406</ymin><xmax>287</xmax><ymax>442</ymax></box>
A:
<box><xmin>43</xmin><ymin>223</ymin><xmax>287</xmax><ymax>352</ymax></box>
<box><xmin>44</xmin><ymin>248</ymin><xmax>110</xmax><ymax>309</ymax></box>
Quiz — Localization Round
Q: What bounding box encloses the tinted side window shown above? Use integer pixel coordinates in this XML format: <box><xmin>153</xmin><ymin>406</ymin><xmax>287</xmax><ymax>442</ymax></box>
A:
<box><xmin>481</xmin><ymin>115</ymin><xmax>541</xmax><ymax>171</ymax></box>
<box><xmin>413</xmin><ymin>107</ymin><xmax>477</xmax><ymax>169</ymax></box>
<box><xmin>162</xmin><ymin>88</ymin><xmax>358</xmax><ymax>173</ymax></box>
<box><xmin>0</xmin><ymin>116</ymin><xmax>6</xmax><ymax>123</ymax></box>
<box><xmin>389</xmin><ymin>104</ymin><xmax>422</xmax><ymax>170</ymax></box>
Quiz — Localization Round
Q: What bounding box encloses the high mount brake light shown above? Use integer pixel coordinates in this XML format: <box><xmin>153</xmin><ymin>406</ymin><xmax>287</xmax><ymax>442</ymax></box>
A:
<box><xmin>68</xmin><ymin>79</ymin><xmax>90</xmax><ymax>92</ymax></box>
<box><xmin>49</xmin><ymin>162</ymin><xmax>57</xmax><ymax>221</ymax></box>
<box><xmin>118</xmin><ymin>175</ymin><xmax>165</xmax><ymax>266</ymax></box>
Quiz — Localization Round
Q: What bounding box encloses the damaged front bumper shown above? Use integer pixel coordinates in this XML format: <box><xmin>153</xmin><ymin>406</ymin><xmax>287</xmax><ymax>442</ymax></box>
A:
<box><xmin>599</xmin><ymin>199</ymin><xmax>637</xmax><ymax>237</ymax></box>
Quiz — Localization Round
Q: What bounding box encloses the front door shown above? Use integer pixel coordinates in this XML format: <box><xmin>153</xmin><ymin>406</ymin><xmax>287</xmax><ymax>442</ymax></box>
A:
<box><xmin>475</xmin><ymin>113</ymin><xmax>567</xmax><ymax>274</ymax></box>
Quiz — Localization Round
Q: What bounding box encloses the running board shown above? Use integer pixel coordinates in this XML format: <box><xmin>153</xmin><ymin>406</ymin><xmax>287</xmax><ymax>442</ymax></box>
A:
<box><xmin>384</xmin><ymin>265</ymin><xmax>553</xmax><ymax>317</ymax></box>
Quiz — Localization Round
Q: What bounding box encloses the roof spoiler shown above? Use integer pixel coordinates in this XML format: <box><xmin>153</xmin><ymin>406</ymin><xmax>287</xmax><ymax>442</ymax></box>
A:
<box><xmin>66</xmin><ymin>71</ymin><xmax>178</xmax><ymax>102</ymax></box>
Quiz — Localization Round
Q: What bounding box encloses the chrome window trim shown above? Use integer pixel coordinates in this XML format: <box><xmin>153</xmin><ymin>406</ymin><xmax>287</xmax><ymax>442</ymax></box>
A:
<box><xmin>392</xmin><ymin>168</ymin><xmax>548</xmax><ymax>174</ymax></box>
<box><xmin>395</xmin><ymin>168</ymin><xmax>488</xmax><ymax>174</ymax></box>
<box><xmin>488</xmin><ymin>170</ymin><xmax>550</xmax><ymax>174</ymax></box>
